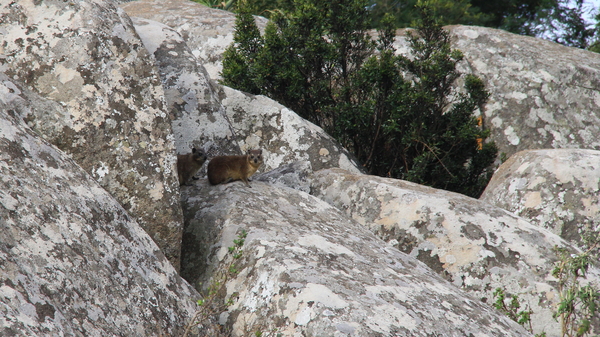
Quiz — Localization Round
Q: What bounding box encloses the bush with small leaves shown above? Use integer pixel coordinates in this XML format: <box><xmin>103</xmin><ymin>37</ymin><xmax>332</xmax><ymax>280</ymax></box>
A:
<box><xmin>222</xmin><ymin>1</ymin><xmax>497</xmax><ymax>197</ymax></box>
<box><xmin>183</xmin><ymin>230</ymin><xmax>248</xmax><ymax>337</ymax></box>
<box><xmin>552</xmin><ymin>244</ymin><xmax>600</xmax><ymax>337</ymax></box>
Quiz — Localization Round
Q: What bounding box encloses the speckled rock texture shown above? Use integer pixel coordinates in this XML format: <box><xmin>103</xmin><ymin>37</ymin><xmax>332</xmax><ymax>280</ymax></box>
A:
<box><xmin>0</xmin><ymin>99</ymin><xmax>199</xmax><ymax>335</ymax></box>
<box><xmin>394</xmin><ymin>26</ymin><xmax>600</xmax><ymax>158</ymax></box>
<box><xmin>120</xmin><ymin>0</ymin><xmax>268</xmax><ymax>80</ymax></box>
<box><xmin>215</xmin><ymin>85</ymin><xmax>362</xmax><ymax>173</ymax></box>
<box><xmin>0</xmin><ymin>0</ymin><xmax>184</xmax><ymax>268</ymax></box>
<box><xmin>130</xmin><ymin>16</ymin><xmax>224</xmax><ymax>156</ymax></box>
<box><xmin>481</xmin><ymin>149</ymin><xmax>600</xmax><ymax>246</ymax></box>
<box><xmin>121</xmin><ymin>1</ymin><xmax>600</xmax><ymax>160</ymax></box>
<box><xmin>127</xmin><ymin>12</ymin><xmax>361</xmax><ymax>175</ymax></box>
<box><xmin>180</xmin><ymin>180</ymin><xmax>531</xmax><ymax>337</ymax></box>
<box><xmin>310</xmin><ymin>168</ymin><xmax>600</xmax><ymax>336</ymax></box>
<box><xmin>253</xmin><ymin>160</ymin><xmax>313</xmax><ymax>193</ymax></box>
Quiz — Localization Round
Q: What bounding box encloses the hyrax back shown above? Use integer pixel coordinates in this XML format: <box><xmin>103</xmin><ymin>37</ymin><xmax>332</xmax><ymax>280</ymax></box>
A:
<box><xmin>177</xmin><ymin>148</ymin><xmax>207</xmax><ymax>186</ymax></box>
<box><xmin>207</xmin><ymin>149</ymin><xmax>263</xmax><ymax>187</ymax></box>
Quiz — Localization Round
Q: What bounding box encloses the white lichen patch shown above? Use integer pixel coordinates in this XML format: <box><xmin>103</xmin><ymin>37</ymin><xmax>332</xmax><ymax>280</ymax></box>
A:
<box><xmin>365</xmin><ymin>303</ymin><xmax>417</xmax><ymax>333</ymax></box>
<box><xmin>503</xmin><ymin>126</ymin><xmax>520</xmax><ymax>146</ymax></box>
<box><xmin>297</xmin><ymin>234</ymin><xmax>356</xmax><ymax>257</ymax></box>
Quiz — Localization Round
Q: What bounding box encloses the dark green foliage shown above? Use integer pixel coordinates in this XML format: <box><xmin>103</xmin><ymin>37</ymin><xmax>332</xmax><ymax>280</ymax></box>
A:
<box><xmin>201</xmin><ymin>0</ymin><xmax>600</xmax><ymax>51</ymax></box>
<box><xmin>221</xmin><ymin>1</ymin><xmax>497</xmax><ymax>197</ymax></box>
<box><xmin>366</xmin><ymin>0</ymin><xmax>598</xmax><ymax>50</ymax></box>
<box><xmin>368</xmin><ymin>0</ymin><xmax>490</xmax><ymax>29</ymax></box>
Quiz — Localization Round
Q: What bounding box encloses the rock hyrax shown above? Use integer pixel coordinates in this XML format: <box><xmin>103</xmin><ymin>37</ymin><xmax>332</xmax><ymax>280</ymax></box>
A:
<box><xmin>207</xmin><ymin>149</ymin><xmax>263</xmax><ymax>187</ymax></box>
<box><xmin>177</xmin><ymin>148</ymin><xmax>207</xmax><ymax>186</ymax></box>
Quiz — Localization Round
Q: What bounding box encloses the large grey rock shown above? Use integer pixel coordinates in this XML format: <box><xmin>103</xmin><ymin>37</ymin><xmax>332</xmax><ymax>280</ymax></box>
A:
<box><xmin>216</xmin><ymin>85</ymin><xmax>362</xmax><ymax>173</ymax></box>
<box><xmin>0</xmin><ymin>99</ymin><xmax>198</xmax><ymax>336</ymax></box>
<box><xmin>449</xmin><ymin>26</ymin><xmax>600</xmax><ymax>158</ymax></box>
<box><xmin>253</xmin><ymin>160</ymin><xmax>313</xmax><ymax>193</ymax></box>
<box><xmin>129</xmin><ymin>15</ymin><xmax>361</xmax><ymax>177</ymax></box>
<box><xmin>0</xmin><ymin>0</ymin><xmax>184</xmax><ymax>268</ymax></box>
<box><xmin>310</xmin><ymin>168</ymin><xmax>600</xmax><ymax>336</ymax></box>
<box><xmin>481</xmin><ymin>149</ymin><xmax>600</xmax><ymax>247</ymax></box>
<box><xmin>180</xmin><ymin>180</ymin><xmax>530</xmax><ymax>337</ymax></box>
<box><xmin>121</xmin><ymin>0</ymin><xmax>268</xmax><ymax>80</ymax></box>
<box><xmin>129</xmin><ymin>16</ymin><xmax>225</xmax><ymax>155</ymax></box>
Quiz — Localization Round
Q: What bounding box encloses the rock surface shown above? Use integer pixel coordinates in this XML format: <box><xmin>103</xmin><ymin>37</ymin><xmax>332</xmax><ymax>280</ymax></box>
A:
<box><xmin>310</xmin><ymin>168</ymin><xmax>600</xmax><ymax>336</ymax></box>
<box><xmin>180</xmin><ymin>180</ymin><xmax>531</xmax><ymax>337</ymax></box>
<box><xmin>253</xmin><ymin>160</ymin><xmax>313</xmax><ymax>193</ymax></box>
<box><xmin>121</xmin><ymin>1</ymin><xmax>600</xmax><ymax>160</ymax></box>
<box><xmin>0</xmin><ymin>0</ymin><xmax>184</xmax><ymax>268</ymax></box>
<box><xmin>0</xmin><ymin>100</ymin><xmax>198</xmax><ymax>336</ymax></box>
<box><xmin>481</xmin><ymin>149</ymin><xmax>600</xmax><ymax>246</ymax></box>
<box><xmin>448</xmin><ymin>26</ymin><xmax>600</xmax><ymax>158</ymax></box>
<box><xmin>216</xmin><ymin>85</ymin><xmax>362</xmax><ymax>173</ymax></box>
<box><xmin>128</xmin><ymin>13</ymin><xmax>361</xmax><ymax>176</ymax></box>
<box><xmin>121</xmin><ymin>0</ymin><xmax>268</xmax><ymax>80</ymax></box>
<box><xmin>130</xmin><ymin>16</ymin><xmax>224</xmax><ymax>156</ymax></box>
<box><xmin>3</xmin><ymin>1</ymin><xmax>600</xmax><ymax>336</ymax></box>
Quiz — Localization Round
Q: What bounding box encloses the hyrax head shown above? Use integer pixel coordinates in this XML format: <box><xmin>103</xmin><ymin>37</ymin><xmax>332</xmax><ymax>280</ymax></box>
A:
<box><xmin>247</xmin><ymin>149</ymin><xmax>263</xmax><ymax>166</ymax></box>
<box><xmin>192</xmin><ymin>148</ymin><xmax>207</xmax><ymax>163</ymax></box>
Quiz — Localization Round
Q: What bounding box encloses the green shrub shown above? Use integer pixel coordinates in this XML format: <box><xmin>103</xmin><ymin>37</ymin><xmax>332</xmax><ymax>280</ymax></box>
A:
<box><xmin>222</xmin><ymin>1</ymin><xmax>497</xmax><ymax>197</ymax></box>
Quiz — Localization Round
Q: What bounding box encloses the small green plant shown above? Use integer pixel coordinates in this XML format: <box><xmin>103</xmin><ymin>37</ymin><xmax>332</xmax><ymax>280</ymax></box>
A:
<box><xmin>492</xmin><ymin>287</ymin><xmax>539</xmax><ymax>335</ymax></box>
<box><xmin>552</xmin><ymin>243</ymin><xmax>600</xmax><ymax>337</ymax></box>
<box><xmin>494</xmin><ymin>229</ymin><xmax>599</xmax><ymax>337</ymax></box>
<box><xmin>183</xmin><ymin>230</ymin><xmax>248</xmax><ymax>337</ymax></box>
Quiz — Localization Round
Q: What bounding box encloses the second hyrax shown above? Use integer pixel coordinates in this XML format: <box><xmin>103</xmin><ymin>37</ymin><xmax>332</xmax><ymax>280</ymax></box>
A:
<box><xmin>177</xmin><ymin>148</ymin><xmax>207</xmax><ymax>186</ymax></box>
<box><xmin>207</xmin><ymin>149</ymin><xmax>263</xmax><ymax>187</ymax></box>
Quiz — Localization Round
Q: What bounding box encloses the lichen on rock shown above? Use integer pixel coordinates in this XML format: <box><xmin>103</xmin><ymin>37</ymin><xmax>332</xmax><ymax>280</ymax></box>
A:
<box><xmin>0</xmin><ymin>0</ymin><xmax>184</xmax><ymax>268</ymax></box>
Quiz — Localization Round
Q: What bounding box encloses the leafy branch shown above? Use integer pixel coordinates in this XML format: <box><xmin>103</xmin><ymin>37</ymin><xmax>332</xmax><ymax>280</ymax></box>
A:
<box><xmin>183</xmin><ymin>230</ymin><xmax>248</xmax><ymax>337</ymax></box>
<box><xmin>552</xmin><ymin>242</ymin><xmax>600</xmax><ymax>337</ymax></box>
<box><xmin>492</xmin><ymin>287</ymin><xmax>540</xmax><ymax>335</ymax></box>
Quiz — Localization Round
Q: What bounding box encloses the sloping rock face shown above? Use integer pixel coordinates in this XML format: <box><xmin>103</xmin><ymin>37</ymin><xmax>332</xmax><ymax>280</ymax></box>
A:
<box><xmin>481</xmin><ymin>149</ymin><xmax>600</xmax><ymax>246</ymax></box>
<box><xmin>448</xmin><ymin>26</ymin><xmax>600</xmax><ymax>158</ymax></box>
<box><xmin>129</xmin><ymin>16</ymin><xmax>224</xmax><ymax>155</ymax></box>
<box><xmin>0</xmin><ymin>99</ymin><xmax>198</xmax><ymax>335</ymax></box>
<box><xmin>180</xmin><ymin>180</ymin><xmax>530</xmax><ymax>337</ymax></box>
<box><xmin>120</xmin><ymin>0</ymin><xmax>268</xmax><ymax>80</ymax></box>
<box><xmin>126</xmin><ymin>10</ymin><xmax>361</xmax><ymax>174</ymax></box>
<box><xmin>253</xmin><ymin>160</ymin><xmax>313</xmax><ymax>193</ymax></box>
<box><xmin>216</xmin><ymin>85</ymin><xmax>362</xmax><ymax>173</ymax></box>
<box><xmin>0</xmin><ymin>0</ymin><xmax>184</xmax><ymax>268</ymax></box>
<box><xmin>310</xmin><ymin>168</ymin><xmax>600</xmax><ymax>336</ymax></box>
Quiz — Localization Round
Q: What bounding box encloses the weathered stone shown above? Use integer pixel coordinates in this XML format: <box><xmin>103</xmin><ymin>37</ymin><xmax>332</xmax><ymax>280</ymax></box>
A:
<box><xmin>180</xmin><ymin>180</ymin><xmax>531</xmax><ymax>336</ymax></box>
<box><xmin>0</xmin><ymin>98</ymin><xmax>199</xmax><ymax>336</ymax></box>
<box><xmin>216</xmin><ymin>85</ymin><xmax>362</xmax><ymax>173</ymax></box>
<box><xmin>481</xmin><ymin>149</ymin><xmax>600</xmax><ymax>246</ymax></box>
<box><xmin>121</xmin><ymin>0</ymin><xmax>268</xmax><ymax>80</ymax></box>
<box><xmin>130</xmin><ymin>16</ymin><xmax>224</xmax><ymax>156</ymax></box>
<box><xmin>417</xmin><ymin>26</ymin><xmax>600</xmax><ymax>158</ymax></box>
<box><xmin>129</xmin><ymin>15</ymin><xmax>361</xmax><ymax>178</ymax></box>
<box><xmin>253</xmin><ymin>160</ymin><xmax>313</xmax><ymax>193</ymax></box>
<box><xmin>310</xmin><ymin>168</ymin><xmax>600</xmax><ymax>336</ymax></box>
<box><xmin>122</xmin><ymin>1</ymin><xmax>600</xmax><ymax>159</ymax></box>
<box><xmin>0</xmin><ymin>0</ymin><xmax>184</xmax><ymax>268</ymax></box>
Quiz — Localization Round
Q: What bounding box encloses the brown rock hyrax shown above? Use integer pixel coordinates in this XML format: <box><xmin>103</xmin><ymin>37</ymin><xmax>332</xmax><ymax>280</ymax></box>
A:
<box><xmin>207</xmin><ymin>149</ymin><xmax>263</xmax><ymax>187</ymax></box>
<box><xmin>177</xmin><ymin>148</ymin><xmax>207</xmax><ymax>186</ymax></box>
